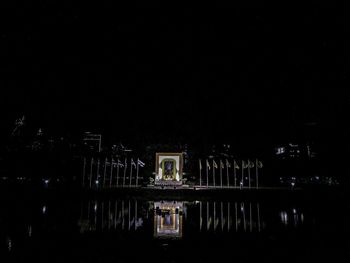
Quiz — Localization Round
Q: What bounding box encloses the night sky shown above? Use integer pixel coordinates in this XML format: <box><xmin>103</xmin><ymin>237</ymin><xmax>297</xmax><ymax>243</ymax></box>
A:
<box><xmin>1</xmin><ymin>3</ymin><xmax>349</xmax><ymax>149</ymax></box>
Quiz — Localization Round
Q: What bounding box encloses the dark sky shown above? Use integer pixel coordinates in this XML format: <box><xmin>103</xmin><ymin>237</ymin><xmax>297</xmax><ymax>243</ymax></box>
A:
<box><xmin>1</xmin><ymin>3</ymin><xmax>349</xmax><ymax>146</ymax></box>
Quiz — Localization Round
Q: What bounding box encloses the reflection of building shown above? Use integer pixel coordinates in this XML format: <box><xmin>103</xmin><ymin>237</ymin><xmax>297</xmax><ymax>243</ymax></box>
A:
<box><xmin>155</xmin><ymin>153</ymin><xmax>183</xmax><ymax>186</ymax></box>
<box><xmin>83</xmin><ymin>132</ymin><xmax>102</xmax><ymax>153</ymax></box>
<box><xmin>154</xmin><ymin>201</ymin><xmax>183</xmax><ymax>239</ymax></box>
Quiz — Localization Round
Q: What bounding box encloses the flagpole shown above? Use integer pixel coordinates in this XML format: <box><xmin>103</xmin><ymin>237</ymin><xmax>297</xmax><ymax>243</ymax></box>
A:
<box><xmin>248</xmin><ymin>160</ymin><xmax>251</xmax><ymax>189</ymax></box>
<box><xmin>219</xmin><ymin>160</ymin><xmax>223</xmax><ymax>188</ymax></box>
<box><xmin>96</xmin><ymin>158</ymin><xmax>100</xmax><ymax>187</ymax></box>
<box><xmin>226</xmin><ymin>160</ymin><xmax>229</xmax><ymax>188</ymax></box>
<box><xmin>206</xmin><ymin>160</ymin><xmax>209</xmax><ymax>188</ymax></box>
<box><xmin>116</xmin><ymin>160</ymin><xmax>120</xmax><ymax>187</ymax></box>
<box><xmin>256</xmin><ymin>159</ymin><xmax>259</xmax><ymax>189</ymax></box>
<box><xmin>212</xmin><ymin>160</ymin><xmax>215</xmax><ymax>187</ymax></box>
<box><xmin>110</xmin><ymin>157</ymin><xmax>113</xmax><ymax>188</ymax></box>
<box><xmin>233</xmin><ymin>161</ymin><xmax>237</xmax><ymax>188</ymax></box>
<box><xmin>123</xmin><ymin>158</ymin><xmax>127</xmax><ymax>187</ymax></box>
<box><xmin>129</xmin><ymin>159</ymin><xmax>133</xmax><ymax>187</ymax></box>
<box><xmin>136</xmin><ymin>159</ymin><xmax>140</xmax><ymax>187</ymax></box>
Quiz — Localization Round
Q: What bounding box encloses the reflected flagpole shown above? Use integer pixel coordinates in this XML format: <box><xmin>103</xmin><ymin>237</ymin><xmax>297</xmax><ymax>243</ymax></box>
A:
<box><xmin>257</xmin><ymin>203</ymin><xmax>261</xmax><ymax>232</ymax></box>
<box><xmin>235</xmin><ymin>202</ymin><xmax>238</xmax><ymax>231</ymax></box>
<box><xmin>123</xmin><ymin>158</ymin><xmax>127</xmax><ymax>187</ymax></box>
<box><xmin>82</xmin><ymin>157</ymin><xmax>86</xmax><ymax>187</ymax></box>
<box><xmin>199</xmin><ymin>159</ymin><xmax>202</xmax><ymax>187</ymax></box>
<box><xmin>199</xmin><ymin>201</ymin><xmax>202</xmax><ymax>231</ymax></box>
<box><xmin>242</xmin><ymin>202</ymin><xmax>246</xmax><ymax>232</ymax></box>
<box><xmin>103</xmin><ymin>157</ymin><xmax>107</xmax><ymax>188</ymax></box>
<box><xmin>110</xmin><ymin>157</ymin><xmax>113</xmax><ymax>187</ymax></box>
<box><xmin>249</xmin><ymin>202</ymin><xmax>252</xmax><ymax>232</ymax></box>
<box><xmin>221</xmin><ymin>202</ymin><xmax>224</xmax><ymax>231</ymax></box>
<box><xmin>135</xmin><ymin>200</ymin><xmax>138</xmax><ymax>230</ymax></box>
<box><xmin>206</xmin><ymin>159</ymin><xmax>210</xmax><ymax>188</ymax></box>
<box><xmin>96</xmin><ymin>158</ymin><xmax>100</xmax><ymax>187</ymax></box>
<box><xmin>207</xmin><ymin>202</ymin><xmax>210</xmax><ymax>230</ymax></box>
<box><xmin>228</xmin><ymin>202</ymin><xmax>230</xmax><ymax>232</ymax></box>
<box><xmin>213</xmin><ymin>160</ymin><xmax>218</xmax><ymax>187</ymax></box>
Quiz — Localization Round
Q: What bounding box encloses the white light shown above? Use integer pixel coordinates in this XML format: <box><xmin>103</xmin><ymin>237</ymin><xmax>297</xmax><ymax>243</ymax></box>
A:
<box><xmin>94</xmin><ymin>204</ymin><xmax>97</xmax><ymax>211</ymax></box>
<box><xmin>95</xmin><ymin>180</ymin><xmax>99</xmax><ymax>185</ymax></box>
<box><xmin>28</xmin><ymin>225</ymin><xmax>32</xmax><ymax>237</ymax></box>
<box><xmin>44</xmin><ymin>180</ymin><xmax>49</xmax><ymax>184</ymax></box>
<box><xmin>7</xmin><ymin>238</ymin><xmax>12</xmax><ymax>251</ymax></box>
<box><xmin>42</xmin><ymin>206</ymin><xmax>46</xmax><ymax>214</ymax></box>
<box><xmin>293</xmin><ymin>209</ymin><xmax>297</xmax><ymax>214</ymax></box>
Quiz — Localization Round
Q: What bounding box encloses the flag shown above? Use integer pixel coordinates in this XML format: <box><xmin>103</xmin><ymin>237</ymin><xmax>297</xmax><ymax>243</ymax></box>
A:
<box><xmin>137</xmin><ymin>159</ymin><xmax>145</xmax><ymax>167</ymax></box>
<box><xmin>206</xmin><ymin>159</ymin><xmax>211</xmax><ymax>170</ymax></box>
<box><xmin>256</xmin><ymin>160</ymin><xmax>263</xmax><ymax>169</ymax></box>
<box><xmin>233</xmin><ymin>160</ymin><xmax>240</xmax><ymax>170</ymax></box>
<box><xmin>213</xmin><ymin>160</ymin><xmax>218</xmax><ymax>169</ymax></box>
<box><xmin>117</xmin><ymin>159</ymin><xmax>124</xmax><ymax>167</ymax></box>
<box><xmin>131</xmin><ymin>158</ymin><xmax>136</xmax><ymax>168</ymax></box>
<box><xmin>242</xmin><ymin>160</ymin><xmax>249</xmax><ymax>169</ymax></box>
<box><xmin>220</xmin><ymin>160</ymin><xmax>225</xmax><ymax>169</ymax></box>
<box><xmin>248</xmin><ymin>160</ymin><xmax>255</xmax><ymax>168</ymax></box>
<box><xmin>199</xmin><ymin>159</ymin><xmax>202</xmax><ymax>170</ymax></box>
<box><xmin>226</xmin><ymin>159</ymin><xmax>231</xmax><ymax>168</ymax></box>
<box><xmin>117</xmin><ymin>159</ymin><xmax>124</xmax><ymax>168</ymax></box>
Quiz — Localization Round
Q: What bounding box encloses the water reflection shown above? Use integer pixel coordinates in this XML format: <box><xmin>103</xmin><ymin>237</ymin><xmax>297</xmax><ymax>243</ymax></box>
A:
<box><xmin>1</xmin><ymin>196</ymin><xmax>314</xmax><ymax>256</ymax></box>
<box><xmin>79</xmin><ymin>199</ymin><xmax>143</xmax><ymax>233</ymax></box>
<box><xmin>77</xmin><ymin>199</ymin><xmax>309</xmax><ymax>239</ymax></box>
<box><xmin>154</xmin><ymin>201</ymin><xmax>183</xmax><ymax>239</ymax></box>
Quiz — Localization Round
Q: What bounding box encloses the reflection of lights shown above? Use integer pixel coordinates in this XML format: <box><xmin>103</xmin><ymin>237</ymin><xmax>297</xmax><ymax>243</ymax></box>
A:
<box><xmin>44</xmin><ymin>179</ymin><xmax>49</xmax><ymax>184</ymax></box>
<box><xmin>94</xmin><ymin>203</ymin><xmax>98</xmax><ymax>212</ymax></box>
<box><xmin>42</xmin><ymin>206</ymin><xmax>46</xmax><ymax>214</ymax></box>
<box><xmin>7</xmin><ymin>237</ymin><xmax>12</xmax><ymax>251</ymax></box>
<box><xmin>95</xmin><ymin>180</ymin><xmax>99</xmax><ymax>185</ymax></box>
<box><xmin>293</xmin><ymin>209</ymin><xmax>297</xmax><ymax>214</ymax></box>
<box><xmin>276</xmin><ymin>147</ymin><xmax>285</xmax><ymax>155</ymax></box>
<box><xmin>301</xmin><ymin>213</ymin><xmax>304</xmax><ymax>223</ymax></box>
<box><xmin>291</xmin><ymin>182</ymin><xmax>295</xmax><ymax>187</ymax></box>
<box><xmin>280</xmin><ymin>211</ymin><xmax>288</xmax><ymax>225</ymax></box>
<box><xmin>28</xmin><ymin>225</ymin><xmax>32</xmax><ymax>237</ymax></box>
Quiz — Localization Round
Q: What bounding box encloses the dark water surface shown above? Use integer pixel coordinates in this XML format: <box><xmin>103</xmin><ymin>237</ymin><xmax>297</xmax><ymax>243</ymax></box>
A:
<box><xmin>1</xmin><ymin>187</ymin><xmax>349</xmax><ymax>262</ymax></box>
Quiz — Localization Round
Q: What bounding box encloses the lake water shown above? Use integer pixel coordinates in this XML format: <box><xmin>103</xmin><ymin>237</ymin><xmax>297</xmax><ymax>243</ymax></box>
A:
<box><xmin>1</xmin><ymin>188</ymin><xmax>349</xmax><ymax>262</ymax></box>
